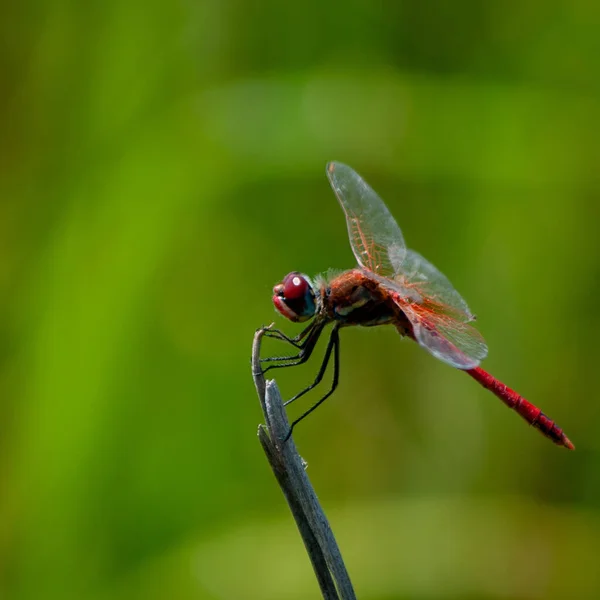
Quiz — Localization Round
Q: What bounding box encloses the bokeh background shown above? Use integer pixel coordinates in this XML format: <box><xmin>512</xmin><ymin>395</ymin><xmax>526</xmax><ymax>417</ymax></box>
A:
<box><xmin>2</xmin><ymin>1</ymin><xmax>599</xmax><ymax>599</ymax></box>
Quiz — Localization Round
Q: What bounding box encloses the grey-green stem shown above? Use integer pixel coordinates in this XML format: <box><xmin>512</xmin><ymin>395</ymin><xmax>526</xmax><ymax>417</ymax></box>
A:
<box><xmin>252</xmin><ymin>326</ymin><xmax>356</xmax><ymax>600</ymax></box>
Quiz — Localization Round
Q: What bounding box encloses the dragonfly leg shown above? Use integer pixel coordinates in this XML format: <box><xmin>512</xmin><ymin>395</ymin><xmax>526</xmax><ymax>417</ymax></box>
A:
<box><xmin>283</xmin><ymin>324</ymin><xmax>340</xmax><ymax>441</ymax></box>
<box><xmin>262</xmin><ymin>320</ymin><xmax>316</xmax><ymax>347</ymax></box>
<box><xmin>283</xmin><ymin>324</ymin><xmax>339</xmax><ymax>406</ymax></box>
<box><xmin>261</xmin><ymin>322</ymin><xmax>326</xmax><ymax>373</ymax></box>
<box><xmin>260</xmin><ymin>321</ymin><xmax>318</xmax><ymax>360</ymax></box>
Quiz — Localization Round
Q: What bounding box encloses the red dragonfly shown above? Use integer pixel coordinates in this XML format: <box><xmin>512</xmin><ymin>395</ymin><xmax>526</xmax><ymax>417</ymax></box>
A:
<box><xmin>263</xmin><ymin>162</ymin><xmax>574</xmax><ymax>449</ymax></box>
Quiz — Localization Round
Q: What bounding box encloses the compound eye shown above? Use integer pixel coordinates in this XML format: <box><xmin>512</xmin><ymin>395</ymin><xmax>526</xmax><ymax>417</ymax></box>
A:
<box><xmin>273</xmin><ymin>272</ymin><xmax>316</xmax><ymax>322</ymax></box>
<box><xmin>283</xmin><ymin>272</ymin><xmax>309</xmax><ymax>301</ymax></box>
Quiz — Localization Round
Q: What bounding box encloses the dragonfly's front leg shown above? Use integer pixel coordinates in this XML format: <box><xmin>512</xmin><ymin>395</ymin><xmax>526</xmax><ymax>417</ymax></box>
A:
<box><xmin>260</xmin><ymin>321</ymin><xmax>326</xmax><ymax>374</ymax></box>
<box><xmin>262</xmin><ymin>320</ymin><xmax>317</xmax><ymax>348</ymax></box>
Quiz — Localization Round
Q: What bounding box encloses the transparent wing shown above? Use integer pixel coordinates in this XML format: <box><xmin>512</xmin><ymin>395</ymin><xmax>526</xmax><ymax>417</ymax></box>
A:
<box><xmin>326</xmin><ymin>162</ymin><xmax>406</xmax><ymax>276</ymax></box>
<box><xmin>326</xmin><ymin>162</ymin><xmax>486</xmax><ymax>369</ymax></box>
<box><xmin>376</xmin><ymin>249</ymin><xmax>488</xmax><ymax>369</ymax></box>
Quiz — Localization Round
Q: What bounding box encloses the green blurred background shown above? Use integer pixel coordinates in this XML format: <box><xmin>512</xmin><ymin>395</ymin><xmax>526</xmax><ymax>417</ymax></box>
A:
<box><xmin>2</xmin><ymin>1</ymin><xmax>599</xmax><ymax>599</ymax></box>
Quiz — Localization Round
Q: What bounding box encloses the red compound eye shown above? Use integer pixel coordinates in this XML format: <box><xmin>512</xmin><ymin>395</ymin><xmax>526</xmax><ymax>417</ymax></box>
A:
<box><xmin>273</xmin><ymin>272</ymin><xmax>316</xmax><ymax>322</ymax></box>
<box><xmin>282</xmin><ymin>272</ymin><xmax>309</xmax><ymax>300</ymax></box>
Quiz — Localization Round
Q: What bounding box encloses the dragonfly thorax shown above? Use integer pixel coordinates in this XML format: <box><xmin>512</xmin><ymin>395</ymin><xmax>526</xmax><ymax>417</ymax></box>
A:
<box><xmin>273</xmin><ymin>272</ymin><xmax>317</xmax><ymax>323</ymax></box>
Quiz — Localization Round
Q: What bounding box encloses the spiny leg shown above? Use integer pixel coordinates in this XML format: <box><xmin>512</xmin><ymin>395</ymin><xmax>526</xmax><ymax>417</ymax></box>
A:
<box><xmin>283</xmin><ymin>324</ymin><xmax>341</xmax><ymax>441</ymax></box>
<box><xmin>283</xmin><ymin>324</ymin><xmax>340</xmax><ymax>407</ymax></box>
<box><xmin>260</xmin><ymin>321</ymin><xmax>319</xmax><ymax>360</ymax></box>
<box><xmin>262</xmin><ymin>320</ymin><xmax>317</xmax><ymax>348</ymax></box>
<box><xmin>261</xmin><ymin>321</ymin><xmax>326</xmax><ymax>373</ymax></box>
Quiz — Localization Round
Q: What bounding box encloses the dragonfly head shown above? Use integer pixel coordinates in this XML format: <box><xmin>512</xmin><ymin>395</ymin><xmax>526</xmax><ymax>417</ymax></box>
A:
<box><xmin>273</xmin><ymin>272</ymin><xmax>317</xmax><ymax>323</ymax></box>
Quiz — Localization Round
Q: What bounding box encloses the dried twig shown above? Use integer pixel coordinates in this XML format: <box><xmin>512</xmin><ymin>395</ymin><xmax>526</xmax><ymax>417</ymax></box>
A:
<box><xmin>252</xmin><ymin>326</ymin><xmax>357</xmax><ymax>600</ymax></box>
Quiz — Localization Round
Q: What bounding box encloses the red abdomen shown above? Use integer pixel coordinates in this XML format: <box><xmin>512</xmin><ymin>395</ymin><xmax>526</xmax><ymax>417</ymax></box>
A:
<box><xmin>466</xmin><ymin>367</ymin><xmax>574</xmax><ymax>450</ymax></box>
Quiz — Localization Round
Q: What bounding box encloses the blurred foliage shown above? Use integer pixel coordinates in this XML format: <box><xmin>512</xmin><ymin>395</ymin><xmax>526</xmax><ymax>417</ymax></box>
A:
<box><xmin>1</xmin><ymin>0</ymin><xmax>599</xmax><ymax>599</ymax></box>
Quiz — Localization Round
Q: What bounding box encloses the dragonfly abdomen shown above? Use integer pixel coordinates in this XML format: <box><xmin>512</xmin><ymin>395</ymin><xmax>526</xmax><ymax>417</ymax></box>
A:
<box><xmin>467</xmin><ymin>367</ymin><xmax>574</xmax><ymax>450</ymax></box>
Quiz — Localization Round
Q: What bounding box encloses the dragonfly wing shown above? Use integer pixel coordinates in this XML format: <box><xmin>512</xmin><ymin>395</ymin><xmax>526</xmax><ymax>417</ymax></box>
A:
<box><xmin>378</xmin><ymin>249</ymin><xmax>488</xmax><ymax>369</ymax></box>
<box><xmin>326</xmin><ymin>162</ymin><xmax>487</xmax><ymax>369</ymax></box>
<box><xmin>326</xmin><ymin>162</ymin><xmax>406</xmax><ymax>277</ymax></box>
<box><xmin>402</xmin><ymin>302</ymin><xmax>488</xmax><ymax>369</ymax></box>
<box><xmin>399</xmin><ymin>249</ymin><xmax>475</xmax><ymax>320</ymax></box>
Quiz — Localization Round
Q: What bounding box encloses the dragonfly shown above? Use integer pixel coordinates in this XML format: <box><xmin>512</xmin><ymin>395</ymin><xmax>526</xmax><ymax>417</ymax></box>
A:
<box><xmin>262</xmin><ymin>162</ymin><xmax>574</xmax><ymax>449</ymax></box>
